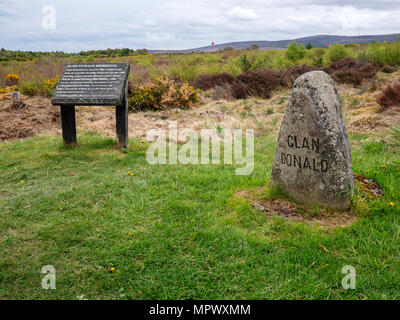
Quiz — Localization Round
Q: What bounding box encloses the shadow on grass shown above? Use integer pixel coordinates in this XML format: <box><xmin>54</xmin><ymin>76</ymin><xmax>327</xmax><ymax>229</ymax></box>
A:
<box><xmin>51</xmin><ymin>132</ymin><xmax>149</xmax><ymax>167</ymax></box>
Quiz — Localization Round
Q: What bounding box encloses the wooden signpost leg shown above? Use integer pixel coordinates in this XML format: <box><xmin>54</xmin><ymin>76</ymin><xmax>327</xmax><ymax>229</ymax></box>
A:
<box><xmin>116</xmin><ymin>84</ymin><xmax>128</xmax><ymax>149</ymax></box>
<box><xmin>60</xmin><ymin>105</ymin><xmax>77</xmax><ymax>145</ymax></box>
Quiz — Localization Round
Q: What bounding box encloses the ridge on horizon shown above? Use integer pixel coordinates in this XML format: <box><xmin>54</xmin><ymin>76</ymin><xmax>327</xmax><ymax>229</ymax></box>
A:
<box><xmin>148</xmin><ymin>33</ymin><xmax>400</xmax><ymax>53</ymax></box>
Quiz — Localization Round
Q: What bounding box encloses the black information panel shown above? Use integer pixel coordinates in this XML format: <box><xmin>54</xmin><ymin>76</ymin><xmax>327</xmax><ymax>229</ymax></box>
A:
<box><xmin>51</xmin><ymin>63</ymin><xmax>130</xmax><ymax>106</ymax></box>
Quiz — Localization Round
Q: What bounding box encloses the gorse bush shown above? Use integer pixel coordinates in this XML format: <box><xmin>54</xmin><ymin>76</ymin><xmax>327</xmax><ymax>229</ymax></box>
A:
<box><xmin>365</xmin><ymin>41</ymin><xmax>400</xmax><ymax>66</ymax></box>
<box><xmin>0</xmin><ymin>85</ymin><xmax>18</xmax><ymax>94</ymax></box>
<box><xmin>250</xmin><ymin>52</ymin><xmax>274</xmax><ymax>70</ymax></box>
<box><xmin>44</xmin><ymin>77</ymin><xmax>59</xmax><ymax>90</ymax></box>
<box><xmin>20</xmin><ymin>82</ymin><xmax>39</xmax><ymax>97</ymax></box>
<box><xmin>223</xmin><ymin>56</ymin><xmax>243</xmax><ymax>76</ymax></box>
<box><xmin>326</xmin><ymin>44</ymin><xmax>352</xmax><ymax>62</ymax></box>
<box><xmin>5</xmin><ymin>73</ymin><xmax>20</xmax><ymax>86</ymax></box>
<box><xmin>377</xmin><ymin>81</ymin><xmax>400</xmax><ymax>109</ymax></box>
<box><xmin>19</xmin><ymin>77</ymin><xmax>59</xmax><ymax>97</ymax></box>
<box><xmin>308</xmin><ymin>48</ymin><xmax>325</xmax><ymax>66</ymax></box>
<box><xmin>128</xmin><ymin>77</ymin><xmax>200</xmax><ymax>111</ymax></box>
<box><xmin>285</xmin><ymin>41</ymin><xmax>307</xmax><ymax>62</ymax></box>
<box><xmin>222</xmin><ymin>52</ymin><xmax>266</xmax><ymax>75</ymax></box>
<box><xmin>238</xmin><ymin>54</ymin><xmax>252</xmax><ymax>72</ymax></box>
<box><xmin>169</xmin><ymin>58</ymin><xmax>201</xmax><ymax>82</ymax></box>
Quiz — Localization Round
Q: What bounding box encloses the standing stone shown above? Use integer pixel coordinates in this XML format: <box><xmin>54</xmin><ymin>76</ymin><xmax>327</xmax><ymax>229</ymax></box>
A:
<box><xmin>270</xmin><ymin>71</ymin><xmax>353</xmax><ymax>210</ymax></box>
<box><xmin>12</xmin><ymin>91</ymin><xmax>21</xmax><ymax>105</ymax></box>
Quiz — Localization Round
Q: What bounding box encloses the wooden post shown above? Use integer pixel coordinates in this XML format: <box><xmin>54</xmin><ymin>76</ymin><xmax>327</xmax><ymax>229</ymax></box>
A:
<box><xmin>60</xmin><ymin>105</ymin><xmax>77</xmax><ymax>145</ymax></box>
<box><xmin>116</xmin><ymin>83</ymin><xmax>128</xmax><ymax>149</ymax></box>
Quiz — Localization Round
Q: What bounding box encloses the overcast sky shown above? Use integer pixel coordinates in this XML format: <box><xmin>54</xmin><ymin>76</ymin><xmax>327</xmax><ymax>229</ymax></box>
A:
<box><xmin>1</xmin><ymin>0</ymin><xmax>399</xmax><ymax>52</ymax></box>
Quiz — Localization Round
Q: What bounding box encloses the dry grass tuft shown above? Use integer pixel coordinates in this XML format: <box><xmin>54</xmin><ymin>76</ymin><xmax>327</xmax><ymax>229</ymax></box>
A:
<box><xmin>377</xmin><ymin>80</ymin><xmax>400</xmax><ymax>109</ymax></box>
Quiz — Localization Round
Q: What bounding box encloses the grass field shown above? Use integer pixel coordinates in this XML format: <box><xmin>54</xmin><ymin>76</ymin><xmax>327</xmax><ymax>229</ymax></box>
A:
<box><xmin>0</xmin><ymin>129</ymin><xmax>399</xmax><ymax>299</ymax></box>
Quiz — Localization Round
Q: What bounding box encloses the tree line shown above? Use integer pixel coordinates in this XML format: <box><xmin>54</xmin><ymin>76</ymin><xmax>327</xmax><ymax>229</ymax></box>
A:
<box><xmin>0</xmin><ymin>48</ymin><xmax>150</xmax><ymax>62</ymax></box>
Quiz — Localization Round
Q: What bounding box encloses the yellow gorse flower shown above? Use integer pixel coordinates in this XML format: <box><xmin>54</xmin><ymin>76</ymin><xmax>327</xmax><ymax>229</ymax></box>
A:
<box><xmin>0</xmin><ymin>85</ymin><xmax>19</xmax><ymax>95</ymax></box>
<box><xmin>5</xmin><ymin>73</ymin><xmax>20</xmax><ymax>86</ymax></box>
<box><xmin>390</xmin><ymin>202</ymin><xmax>395</xmax><ymax>207</ymax></box>
<box><xmin>44</xmin><ymin>77</ymin><xmax>59</xmax><ymax>89</ymax></box>
<box><xmin>0</xmin><ymin>87</ymin><xmax>9</xmax><ymax>94</ymax></box>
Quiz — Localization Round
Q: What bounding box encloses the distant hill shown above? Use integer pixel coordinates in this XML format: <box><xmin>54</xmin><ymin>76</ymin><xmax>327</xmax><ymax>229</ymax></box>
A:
<box><xmin>149</xmin><ymin>33</ymin><xmax>399</xmax><ymax>53</ymax></box>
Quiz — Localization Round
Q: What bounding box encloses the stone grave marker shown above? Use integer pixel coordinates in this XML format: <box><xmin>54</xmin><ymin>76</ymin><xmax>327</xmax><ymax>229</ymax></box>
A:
<box><xmin>270</xmin><ymin>71</ymin><xmax>354</xmax><ymax>210</ymax></box>
<box><xmin>51</xmin><ymin>63</ymin><xmax>130</xmax><ymax>148</ymax></box>
<box><xmin>12</xmin><ymin>91</ymin><xmax>21</xmax><ymax>106</ymax></box>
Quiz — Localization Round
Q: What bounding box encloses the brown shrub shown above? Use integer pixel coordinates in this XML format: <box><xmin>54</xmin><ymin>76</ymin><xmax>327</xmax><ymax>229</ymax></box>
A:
<box><xmin>325</xmin><ymin>58</ymin><xmax>360</xmax><ymax>70</ymax></box>
<box><xmin>211</xmin><ymin>84</ymin><xmax>234</xmax><ymax>100</ymax></box>
<box><xmin>330</xmin><ymin>69</ymin><xmax>365</xmax><ymax>86</ymax></box>
<box><xmin>281</xmin><ymin>64</ymin><xmax>320</xmax><ymax>87</ymax></box>
<box><xmin>230</xmin><ymin>81</ymin><xmax>249</xmax><ymax>99</ymax></box>
<box><xmin>325</xmin><ymin>58</ymin><xmax>379</xmax><ymax>86</ymax></box>
<box><xmin>377</xmin><ymin>81</ymin><xmax>400</xmax><ymax>109</ymax></box>
<box><xmin>232</xmin><ymin>69</ymin><xmax>281</xmax><ymax>99</ymax></box>
<box><xmin>194</xmin><ymin>66</ymin><xmax>319</xmax><ymax>100</ymax></box>
<box><xmin>0</xmin><ymin>93</ymin><xmax>60</xmax><ymax>141</ymax></box>
<box><xmin>381</xmin><ymin>65</ymin><xmax>396</xmax><ymax>74</ymax></box>
<box><xmin>193</xmin><ymin>58</ymin><xmax>382</xmax><ymax>101</ymax></box>
<box><xmin>193</xmin><ymin>73</ymin><xmax>234</xmax><ymax>90</ymax></box>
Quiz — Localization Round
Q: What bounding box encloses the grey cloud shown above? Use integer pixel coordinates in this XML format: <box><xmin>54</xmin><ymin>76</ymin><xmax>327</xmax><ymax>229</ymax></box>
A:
<box><xmin>1</xmin><ymin>0</ymin><xmax>400</xmax><ymax>51</ymax></box>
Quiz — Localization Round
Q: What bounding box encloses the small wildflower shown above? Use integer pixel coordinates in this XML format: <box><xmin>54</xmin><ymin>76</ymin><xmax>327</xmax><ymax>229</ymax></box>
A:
<box><xmin>141</xmin><ymin>140</ymin><xmax>145</xmax><ymax>143</ymax></box>
<box><xmin>381</xmin><ymin>164</ymin><xmax>386</xmax><ymax>168</ymax></box>
<box><xmin>130</xmin><ymin>173</ymin><xmax>134</xmax><ymax>176</ymax></box>
<box><xmin>20</xmin><ymin>180</ymin><xmax>25</xmax><ymax>184</ymax></box>
<box><xmin>390</xmin><ymin>202</ymin><xmax>394</xmax><ymax>207</ymax></box>
<box><xmin>109</xmin><ymin>267</ymin><xmax>115</xmax><ymax>273</ymax></box>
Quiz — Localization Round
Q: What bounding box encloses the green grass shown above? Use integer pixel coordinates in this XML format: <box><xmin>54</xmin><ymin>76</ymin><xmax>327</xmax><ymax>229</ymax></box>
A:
<box><xmin>0</xmin><ymin>131</ymin><xmax>399</xmax><ymax>299</ymax></box>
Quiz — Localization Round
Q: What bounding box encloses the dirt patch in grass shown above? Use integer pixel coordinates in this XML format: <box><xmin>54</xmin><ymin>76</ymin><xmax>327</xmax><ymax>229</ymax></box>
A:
<box><xmin>354</xmin><ymin>173</ymin><xmax>384</xmax><ymax>198</ymax></box>
<box><xmin>236</xmin><ymin>189</ymin><xmax>357</xmax><ymax>229</ymax></box>
<box><xmin>236</xmin><ymin>173</ymin><xmax>385</xmax><ymax>229</ymax></box>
